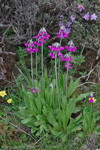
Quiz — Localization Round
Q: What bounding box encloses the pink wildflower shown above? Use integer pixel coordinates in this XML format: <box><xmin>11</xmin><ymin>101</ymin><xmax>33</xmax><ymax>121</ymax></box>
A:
<box><xmin>70</xmin><ymin>16</ymin><xmax>75</xmax><ymax>22</ymax></box>
<box><xmin>25</xmin><ymin>39</ymin><xmax>39</xmax><ymax>54</ymax></box>
<box><xmin>91</xmin><ymin>13</ymin><xmax>97</xmax><ymax>20</ymax></box>
<box><xmin>65</xmin><ymin>41</ymin><xmax>77</xmax><ymax>52</ymax></box>
<box><xmin>48</xmin><ymin>43</ymin><xmax>64</xmax><ymax>52</ymax></box>
<box><xmin>78</xmin><ymin>4</ymin><xmax>85</xmax><ymax>12</ymax></box>
<box><xmin>57</xmin><ymin>25</ymin><xmax>68</xmax><ymax>39</ymax></box>
<box><xmin>34</xmin><ymin>27</ymin><xmax>50</xmax><ymax>47</ymax></box>
<box><xmin>83</xmin><ymin>13</ymin><xmax>89</xmax><ymax>21</ymax></box>
<box><xmin>65</xmin><ymin>62</ymin><xmax>72</xmax><ymax>69</ymax></box>
<box><xmin>38</xmin><ymin>89</ymin><xmax>41</xmax><ymax>93</ymax></box>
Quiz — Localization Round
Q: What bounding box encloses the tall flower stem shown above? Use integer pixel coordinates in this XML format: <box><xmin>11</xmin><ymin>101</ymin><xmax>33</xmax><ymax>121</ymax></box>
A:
<box><xmin>52</xmin><ymin>87</ymin><xmax>54</xmax><ymax>109</ymax></box>
<box><xmin>36</xmin><ymin>51</ymin><xmax>37</xmax><ymax>78</ymax></box>
<box><xmin>66</xmin><ymin>62</ymin><xmax>69</xmax><ymax>100</ymax></box>
<box><xmin>58</xmin><ymin>37</ymin><xmax>62</xmax><ymax>76</ymax></box>
<box><xmin>55</xmin><ymin>53</ymin><xmax>60</xmax><ymax>109</ymax></box>
<box><xmin>31</xmin><ymin>53</ymin><xmax>33</xmax><ymax>86</ymax></box>
<box><xmin>41</xmin><ymin>42</ymin><xmax>44</xmax><ymax>84</ymax></box>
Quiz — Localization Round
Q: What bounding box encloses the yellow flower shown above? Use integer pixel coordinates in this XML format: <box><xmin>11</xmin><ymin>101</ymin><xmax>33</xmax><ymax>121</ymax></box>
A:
<box><xmin>7</xmin><ymin>99</ymin><xmax>12</xmax><ymax>103</ymax></box>
<box><xmin>0</xmin><ymin>91</ymin><xmax>7</xmax><ymax>98</ymax></box>
<box><xmin>93</xmin><ymin>97</ymin><xmax>96</xmax><ymax>103</ymax></box>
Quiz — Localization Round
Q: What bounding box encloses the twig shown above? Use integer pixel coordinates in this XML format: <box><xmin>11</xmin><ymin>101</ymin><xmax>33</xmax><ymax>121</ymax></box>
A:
<box><xmin>34</xmin><ymin>134</ymin><xmax>46</xmax><ymax>146</ymax></box>
<box><xmin>80</xmin><ymin>62</ymin><xmax>99</xmax><ymax>81</ymax></box>
<box><xmin>0</xmin><ymin>51</ymin><xmax>16</xmax><ymax>55</ymax></box>
<box><xmin>0</xmin><ymin>116</ymin><xmax>36</xmax><ymax>141</ymax></box>
<box><xmin>0</xmin><ymin>24</ymin><xmax>12</xmax><ymax>44</ymax></box>
<box><xmin>78</xmin><ymin>82</ymin><xmax>99</xmax><ymax>87</ymax></box>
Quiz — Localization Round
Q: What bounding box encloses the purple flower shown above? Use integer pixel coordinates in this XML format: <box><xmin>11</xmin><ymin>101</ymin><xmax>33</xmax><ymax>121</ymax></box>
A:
<box><xmin>65</xmin><ymin>62</ymin><xmax>72</xmax><ymax>69</ymax></box>
<box><xmin>91</xmin><ymin>13</ymin><xmax>97</xmax><ymax>20</ymax></box>
<box><xmin>62</xmin><ymin>55</ymin><xmax>73</xmax><ymax>62</ymax></box>
<box><xmin>48</xmin><ymin>43</ymin><xmax>64</xmax><ymax>52</ymax></box>
<box><xmin>52</xmin><ymin>55</ymin><xmax>55</xmax><ymax>59</ymax></box>
<box><xmin>70</xmin><ymin>16</ymin><xmax>75</xmax><ymax>22</ymax></box>
<box><xmin>48</xmin><ymin>43</ymin><xmax>64</xmax><ymax>59</ymax></box>
<box><xmin>32</xmin><ymin>87</ymin><xmax>36</xmax><ymax>93</ymax></box>
<box><xmin>38</xmin><ymin>89</ymin><xmax>41</xmax><ymax>93</ymax></box>
<box><xmin>34</xmin><ymin>27</ymin><xmax>50</xmax><ymax>47</ymax></box>
<box><xmin>83</xmin><ymin>13</ymin><xmax>89</xmax><ymax>21</ymax></box>
<box><xmin>25</xmin><ymin>43</ymin><xmax>28</xmax><ymax>46</ymax></box>
<box><xmin>57</xmin><ymin>25</ymin><xmax>68</xmax><ymax>39</ymax></box>
<box><xmin>25</xmin><ymin>40</ymin><xmax>39</xmax><ymax>54</ymax></box>
<box><xmin>32</xmin><ymin>87</ymin><xmax>41</xmax><ymax>93</ymax></box>
<box><xmin>65</xmin><ymin>41</ymin><xmax>77</xmax><ymax>52</ymax></box>
<box><xmin>66</xmin><ymin>22</ymin><xmax>72</xmax><ymax>28</ymax></box>
<box><xmin>60</xmin><ymin>15</ymin><xmax>64</xmax><ymax>19</ymax></box>
<box><xmin>59</xmin><ymin>21</ymin><xmax>64</xmax><ymax>26</ymax></box>
<box><xmin>58</xmin><ymin>52</ymin><xmax>63</xmax><ymax>58</ymax></box>
<box><xmin>78</xmin><ymin>4</ymin><xmax>85</xmax><ymax>12</ymax></box>
<box><xmin>66</xmin><ymin>28</ymin><xmax>71</xmax><ymax>34</ymax></box>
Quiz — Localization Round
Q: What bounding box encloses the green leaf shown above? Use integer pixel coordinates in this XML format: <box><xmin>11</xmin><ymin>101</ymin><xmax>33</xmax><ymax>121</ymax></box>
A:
<box><xmin>21</xmin><ymin>117</ymin><xmax>33</xmax><ymax>124</ymax></box>
<box><xmin>67</xmin><ymin>78</ymin><xmax>80</xmax><ymax>98</ymax></box>
<box><xmin>35</xmin><ymin>96</ymin><xmax>42</xmax><ymax>114</ymax></box>
<box><xmin>31</xmin><ymin>126</ymin><xmax>38</xmax><ymax>133</ymax></box>
<box><xmin>91</xmin><ymin>114</ymin><xmax>96</xmax><ymax>131</ymax></box>
<box><xmin>75</xmin><ymin>92</ymin><xmax>91</xmax><ymax>102</ymax></box>
<box><xmin>47</xmin><ymin>112</ymin><xmax>58</xmax><ymax>128</ymax></box>
<box><xmin>66</xmin><ymin>99</ymin><xmax>76</xmax><ymax>125</ymax></box>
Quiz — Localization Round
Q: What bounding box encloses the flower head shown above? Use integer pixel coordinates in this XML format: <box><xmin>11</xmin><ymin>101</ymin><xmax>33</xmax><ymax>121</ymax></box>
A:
<box><xmin>66</xmin><ymin>22</ymin><xmax>72</xmax><ymax>28</ymax></box>
<box><xmin>89</xmin><ymin>97</ymin><xmax>96</xmax><ymax>103</ymax></box>
<box><xmin>32</xmin><ymin>87</ymin><xmax>41</xmax><ymax>93</ymax></box>
<box><xmin>34</xmin><ymin>27</ymin><xmax>50</xmax><ymax>47</ymax></box>
<box><xmin>65</xmin><ymin>62</ymin><xmax>72</xmax><ymax>69</ymax></box>
<box><xmin>7</xmin><ymin>98</ymin><xmax>12</xmax><ymax>103</ymax></box>
<box><xmin>91</xmin><ymin>13</ymin><xmax>97</xmax><ymax>20</ymax></box>
<box><xmin>83</xmin><ymin>13</ymin><xmax>89</xmax><ymax>21</ymax></box>
<box><xmin>70</xmin><ymin>16</ymin><xmax>75</xmax><ymax>22</ymax></box>
<box><xmin>66</xmin><ymin>28</ymin><xmax>71</xmax><ymax>34</ymax></box>
<box><xmin>0</xmin><ymin>91</ymin><xmax>7</xmax><ymax>98</ymax></box>
<box><xmin>59</xmin><ymin>21</ymin><xmax>64</xmax><ymax>26</ymax></box>
<box><xmin>38</xmin><ymin>89</ymin><xmax>41</xmax><ymax>93</ymax></box>
<box><xmin>49</xmin><ymin>83</ymin><xmax>53</xmax><ymax>89</ymax></box>
<box><xmin>78</xmin><ymin>4</ymin><xmax>85</xmax><ymax>12</ymax></box>
<box><xmin>65</xmin><ymin>41</ymin><xmax>77</xmax><ymax>52</ymax></box>
<box><xmin>57</xmin><ymin>25</ymin><xmax>68</xmax><ymax>39</ymax></box>
<box><xmin>25</xmin><ymin>39</ymin><xmax>39</xmax><ymax>54</ymax></box>
<box><xmin>62</xmin><ymin>54</ymin><xmax>73</xmax><ymax>62</ymax></box>
<box><xmin>60</xmin><ymin>15</ymin><xmax>64</xmax><ymax>19</ymax></box>
<box><xmin>48</xmin><ymin>42</ymin><xmax>64</xmax><ymax>52</ymax></box>
<box><xmin>58</xmin><ymin>52</ymin><xmax>63</xmax><ymax>58</ymax></box>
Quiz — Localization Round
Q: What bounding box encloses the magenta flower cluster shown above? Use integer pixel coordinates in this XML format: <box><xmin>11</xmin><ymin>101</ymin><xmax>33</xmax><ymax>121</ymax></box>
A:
<box><xmin>57</xmin><ymin>25</ymin><xmax>68</xmax><ymax>39</ymax></box>
<box><xmin>48</xmin><ymin>41</ymin><xmax>76</xmax><ymax>69</ymax></box>
<box><xmin>61</xmin><ymin>53</ymin><xmax>73</xmax><ymax>69</ymax></box>
<box><xmin>34</xmin><ymin>27</ymin><xmax>50</xmax><ymax>47</ymax></box>
<box><xmin>32</xmin><ymin>87</ymin><xmax>41</xmax><ymax>93</ymax></box>
<box><xmin>25</xmin><ymin>39</ymin><xmax>39</xmax><ymax>54</ymax></box>
<box><xmin>65</xmin><ymin>45</ymin><xmax>76</xmax><ymax>52</ymax></box>
<box><xmin>49</xmin><ymin>43</ymin><xmax>64</xmax><ymax>59</ymax></box>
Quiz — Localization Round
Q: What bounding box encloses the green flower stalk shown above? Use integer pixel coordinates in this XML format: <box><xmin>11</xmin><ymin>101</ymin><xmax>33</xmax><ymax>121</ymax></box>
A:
<box><xmin>41</xmin><ymin>41</ymin><xmax>44</xmax><ymax>84</ymax></box>
<box><xmin>25</xmin><ymin>39</ymin><xmax>39</xmax><ymax>86</ymax></box>
<box><xmin>55</xmin><ymin>53</ymin><xmax>60</xmax><ymax>109</ymax></box>
<box><xmin>57</xmin><ymin>25</ymin><xmax>68</xmax><ymax>76</ymax></box>
<box><xmin>31</xmin><ymin>53</ymin><xmax>33</xmax><ymax>86</ymax></box>
<box><xmin>34</xmin><ymin>27</ymin><xmax>50</xmax><ymax>84</ymax></box>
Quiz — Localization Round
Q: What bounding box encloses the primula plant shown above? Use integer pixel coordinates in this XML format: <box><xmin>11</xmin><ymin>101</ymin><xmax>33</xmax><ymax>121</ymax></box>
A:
<box><xmin>13</xmin><ymin>2</ymin><xmax>99</xmax><ymax>144</ymax></box>
<box><xmin>16</xmin><ymin>22</ymin><xmax>93</xmax><ymax>141</ymax></box>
